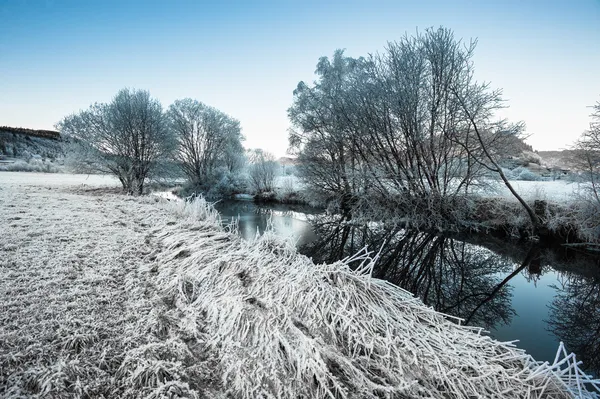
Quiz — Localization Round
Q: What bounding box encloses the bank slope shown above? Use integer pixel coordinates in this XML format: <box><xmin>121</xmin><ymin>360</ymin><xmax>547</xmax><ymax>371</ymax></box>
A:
<box><xmin>1</xmin><ymin>183</ymin><xmax>598</xmax><ymax>398</ymax></box>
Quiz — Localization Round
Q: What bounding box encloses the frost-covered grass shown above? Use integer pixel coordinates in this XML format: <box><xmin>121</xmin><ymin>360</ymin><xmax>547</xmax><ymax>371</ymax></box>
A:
<box><xmin>0</xmin><ymin>183</ymin><xmax>171</xmax><ymax>397</ymax></box>
<box><xmin>1</xmin><ymin>180</ymin><xmax>599</xmax><ymax>398</ymax></box>
<box><xmin>0</xmin><ymin>159</ymin><xmax>62</xmax><ymax>173</ymax></box>
<box><xmin>0</xmin><ymin>171</ymin><xmax>120</xmax><ymax>187</ymax></box>
<box><xmin>490</xmin><ymin>180</ymin><xmax>584</xmax><ymax>203</ymax></box>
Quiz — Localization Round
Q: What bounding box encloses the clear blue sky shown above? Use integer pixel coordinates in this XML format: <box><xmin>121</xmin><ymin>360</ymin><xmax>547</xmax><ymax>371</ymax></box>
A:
<box><xmin>1</xmin><ymin>0</ymin><xmax>599</xmax><ymax>156</ymax></box>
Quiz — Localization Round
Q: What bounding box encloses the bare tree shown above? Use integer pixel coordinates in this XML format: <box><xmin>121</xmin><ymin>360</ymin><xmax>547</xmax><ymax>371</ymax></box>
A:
<box><xmin>57</xmin><ymin>88</ymin><xmax>174</xmax><ymax>195</ymax></box>
<box><xmin>288</xmin><ymin>52</ymin><xmax>371</xmax><ymax>214</ymax></box>
<box><xmin>167</xmin><ymin>98</ymin><xmax>244</xmax><ymax>188</ymax></box>
<box><xmin>574</xmin><ymin>100</ymin><xmax>600</xmax><ymax>203</ymax></box>
<box><xmin>445</xmin><ymin>46</ymin><xmax>541</xmax><ymax>231</ymax></box>
<box><xmin>570</xmin><ymin>99</ymin><xmax>600</xmax><ymax>241</ymax></box>
<box><xmin>289</xmin><ymin>27</ymin><xmax>538</xmax><ymax>230</ymax></box>
<box><xmin>248</xmin><ymin>149</ymin><xmax>278</xmax><ymax>193</ymax></box>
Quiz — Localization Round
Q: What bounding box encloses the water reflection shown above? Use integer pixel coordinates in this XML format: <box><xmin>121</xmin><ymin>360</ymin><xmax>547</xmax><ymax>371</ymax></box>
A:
<box><xmin>214</xmin><ymin>200</ymin><xmax>318</xmax><ymax>246</ymax></box>
<box><xmin>213</xmin><ymin>201</ymin><xmax>600</xmax><ymax>374</ymax></box>
<box><xmin>300</xmin><ymin>216</ymin><xmax>523</xmax><ymax>330</ymax></box>
<box><xmin>548</xmin><ymin>273</ymin><xmax>600</xmax><ymax>376</ymax></box>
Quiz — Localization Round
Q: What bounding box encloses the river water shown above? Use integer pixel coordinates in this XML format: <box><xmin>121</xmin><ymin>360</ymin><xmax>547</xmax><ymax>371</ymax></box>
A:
<box><xmin>214</xmin><ymin>200</ymin><xmax>600</xmax><ymax>377</ymax></box>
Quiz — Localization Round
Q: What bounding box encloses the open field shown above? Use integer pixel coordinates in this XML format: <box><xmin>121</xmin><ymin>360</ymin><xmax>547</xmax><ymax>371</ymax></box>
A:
<box><xmin>492</xmin><ymin>180</ymin><xmax>584</xmax><ymax>203</ymax></box>
<box><xmin>0</xmin><ymin>171</ymin><xmax>120</xmax><ymax>188</ymax></box>
<box><xmin>1</xmin><ymin>173</ymin><xmax>599</xmax><ymax>398</ymax></box>
<box><xmin>0</xmin><ymin>177</ymin><xmax>172</xmax><ymax>397</ymax></box>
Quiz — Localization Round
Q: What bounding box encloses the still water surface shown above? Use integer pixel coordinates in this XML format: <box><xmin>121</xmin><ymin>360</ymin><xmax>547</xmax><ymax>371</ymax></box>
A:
<box><xmin>214</xmin><ymin>200</ymin><xmax>600</xmax><ymax>377</ymax></box>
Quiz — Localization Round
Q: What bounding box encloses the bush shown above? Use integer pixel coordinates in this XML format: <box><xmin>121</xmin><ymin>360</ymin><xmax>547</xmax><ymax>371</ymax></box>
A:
<box><xmin>0</xmin><ymin>159</ymin><xmax>60</xmax><ymax>173</ymax></box>
<box><xmin>248</xmin><ymin>150</ymin><xmax>277</xmax><ymax>193</ymax></box>
<box><xmin>177</xmin><ymin>169</ymin><xmax>249</xmax><ymax>200</ymax></box>
<box><xmin>511</xmin><ymin>166</ymin><xmax>544</xmax><ymax>181</ymax></box>
<box><xmin>521</xmin><ymin>151</ymin><xmax>542</xmax><ymax>165</ymax></box>
<box><xmin>206</xmin><ymin>170</ymin><xmax>249</xmax><ymax>199</ymax></box>
<box><xmin>501</xmin><ymin>168</ymin><xmax>516</xmax><ymax>180</ymax></box>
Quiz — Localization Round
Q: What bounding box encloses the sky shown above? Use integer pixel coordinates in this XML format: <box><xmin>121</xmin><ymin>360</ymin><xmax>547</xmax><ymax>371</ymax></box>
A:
<box><xmin>1</xmin><ymin>0</ymin><xmax>599</xmax><ymax>157</ymax></box>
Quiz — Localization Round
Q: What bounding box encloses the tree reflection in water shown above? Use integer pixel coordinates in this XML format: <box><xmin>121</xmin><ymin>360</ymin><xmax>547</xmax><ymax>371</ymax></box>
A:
<box><xmin>299</xmin><ymin>215</ymin><xmax>542</xmax><ymax>331</ymax></box>
<box><xmin>548</xmin><ymin>273</ymin><xmax>600</xmax><ymax>376</ymax></box>
<box><xmin>213</xmin><ymin>201</ymin><xmax>600</xmax><ymax>372</ymax></box>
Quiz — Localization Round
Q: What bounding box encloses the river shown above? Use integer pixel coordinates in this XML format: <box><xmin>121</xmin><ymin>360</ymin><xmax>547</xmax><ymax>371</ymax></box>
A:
<box><xmin>214</xmin><ymin>200</ymin><xmax>600</xmax><ymax>377</ymax></box>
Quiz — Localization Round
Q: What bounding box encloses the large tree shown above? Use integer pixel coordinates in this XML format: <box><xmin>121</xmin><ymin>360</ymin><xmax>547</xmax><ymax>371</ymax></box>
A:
<box><xmin>58</xmin><ymin>88</ymin><xmax>174</xmax><ymax>195</ymax></box>
<box><xmin>288</xmin><ymin>51</ymin><xmax>370</xmax><ymax>214</ymax></box>
<box><xmin>574</xmin><ymin>100</ymin><xmax>600</xmax><ymax>202</ymax></box>
<box><xmin>571</xmin><ymin>99</ymin><xmax>600</xmax><ymax>241</ymax></box>
<box><xmin>167</xmin><ymin>98</ymin><xmax>244</xmax><ymax>187</ymax></box>
<box><xmin>289</xmin><ymin>27</ymin><xmax>537</xmax><ymax>230</ymax></box>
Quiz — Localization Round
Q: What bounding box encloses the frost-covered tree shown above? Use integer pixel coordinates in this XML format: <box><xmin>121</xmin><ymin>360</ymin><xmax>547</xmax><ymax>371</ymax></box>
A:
<box><xmin>167</xmin><ymin>99</ymin><xmax>244</xmax><ymax>188</ymax></box>
<box><xmin>289</xmin><ymin>27</ymin><xmax>536</xmax><ymax>228</ymax></box>
<box><xmin>248</xmin><ymin>149</ymin><xmax>278</xmax><ymax>193</ymax></box>
<box><xmin>570</xmin><ymin>99</ymin><xmax>600</xmax><ymax>241</ymax></box>
<box><xmin>288</xmin><ymin>51</ymin><xmax>369</xmax><ymax>213</ymax></box>
<box><xmin>57</xmin><ymin>88</ymin><xmax>174</xmax><ymax>195</ymax></box>
<box><xmin>574</xmin><ymin>100</ymin><xmax>600</xmax><ymax>202</ymax></box>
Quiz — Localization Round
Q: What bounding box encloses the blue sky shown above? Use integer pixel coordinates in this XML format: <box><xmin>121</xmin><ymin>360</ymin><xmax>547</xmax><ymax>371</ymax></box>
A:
<box><xmin>1</xmin><ymin>0</ymin><xmax>599</xmax><ymax>156</ymax></box>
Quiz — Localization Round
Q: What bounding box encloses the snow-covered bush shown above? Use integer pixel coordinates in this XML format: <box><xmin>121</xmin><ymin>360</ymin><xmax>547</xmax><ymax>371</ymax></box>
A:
<box><xmin>0</xmin><ymin>158</ymin><xmax>61</xmax><ymax>173</ymax></box>
<box><xmin>277</xmin><ymin>175</ymin><xmax>298</xmax><ymax>195</ymax></box>
<box><xmin>512</xmin><ymin>166</ymin><xmax>544</xmax><ymax>181</ymax></box>
<box><xmin>521</xmin><ymin>151</ymin><xmax>542</xmax><ymax>165</ymax></box>
<box><xmin>502</xmin><ymin>167</ymin><xmax>517</xmax><ymax>180</ymax></box>
<box><xmin>248</xmin><ymin>149</ymin><xmax>278</xmax><ymax>193</ymax></box>
<box><xmin>206</xmin><ymin>169</ymin><xmax>249</xmax><ymax>199</ymax></box>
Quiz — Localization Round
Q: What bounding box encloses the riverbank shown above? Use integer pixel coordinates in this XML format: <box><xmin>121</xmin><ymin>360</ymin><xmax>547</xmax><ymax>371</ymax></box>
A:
<box><xmin>352</xmin><ymin>190</ymin><xmax>600</xmax><ymax>249</ymax></box>
<box><xmin>1</xmin><ymin>175</ymin><xmax>598</xmax><ymax>398</ymax></box>
<box><xmin>184</xmin><ymin>180</ymin><xmax>598</xmax><ymax>247</ymax></box>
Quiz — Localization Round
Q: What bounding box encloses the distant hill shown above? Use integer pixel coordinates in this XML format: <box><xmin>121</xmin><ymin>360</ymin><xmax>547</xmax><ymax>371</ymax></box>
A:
<box><xmin>536</xmin><ymin>150</ymin><xmax>577</xmax><ymax>170</ymax></box>
<box><xmin>0</xmin><ymin>126</ymin><xmax>60</xmax><ymax>140</ymax></box>
<box><xmin>277</xmin><ymin>156</ymin><xmax>298</xmax><ymax>166</ymax></box>
<box><xmin>0</xmin><ymin>126</ymin><xmax>64</xmax><ymax>160</ymax></box>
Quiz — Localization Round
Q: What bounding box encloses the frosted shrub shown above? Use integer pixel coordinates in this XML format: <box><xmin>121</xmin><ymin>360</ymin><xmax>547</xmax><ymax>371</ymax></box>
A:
<box><xmin>512</xmin><ymin>166</ymin><xmax>544</xmax><ymax>181</ymax></box>
<box><xmin>0</xmin><ymin>158</ymin><xmax>60</xmax><ymax>173</ymax></box>
<box><xmin>502</xmin><ymin>167</ymin><xmax>517</xmax><ymax>180</ymax></box>
<box><xmin>207</xmin><ymin>169</ymin><xmax>249</xmax><ymax>199</ymax></box>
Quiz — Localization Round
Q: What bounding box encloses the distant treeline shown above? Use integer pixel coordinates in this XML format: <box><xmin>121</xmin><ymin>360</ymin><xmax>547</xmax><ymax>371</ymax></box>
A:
<box><xmin>0</xmin><ymin>126</ymin><xmax>61</xmax><ymax>140</ymax></box>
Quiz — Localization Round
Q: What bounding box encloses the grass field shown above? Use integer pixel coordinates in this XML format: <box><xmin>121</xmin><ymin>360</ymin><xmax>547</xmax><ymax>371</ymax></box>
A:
<box><xmin>1</xmin><ymin>172</ymin><xmax>599</xmax><ymax>398</ymax></box>
<box><xmin>0</xmin><ymin>174</ymin><xmax>173</xmax><ymax>397</ymax></box>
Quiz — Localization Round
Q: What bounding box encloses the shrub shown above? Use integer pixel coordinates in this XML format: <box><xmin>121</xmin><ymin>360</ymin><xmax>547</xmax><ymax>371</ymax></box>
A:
<box><xmin>0</xmin><ymin>159</ymin><xmax>60</xmax><ymax>173</ymax></box>
<box><xmin>511</xmin><ymin>166</ymin><xmax>544</xmax><ymax>181</ymax></box>
<box><xmin>206</xmin><ymin>170</ymin><xmax>249</xmax><ymax>199</ymax></box>
<box><xmin>521</xmin><ymin>151</ymin><xmax>542</xmax><ymax>165</ymax></box>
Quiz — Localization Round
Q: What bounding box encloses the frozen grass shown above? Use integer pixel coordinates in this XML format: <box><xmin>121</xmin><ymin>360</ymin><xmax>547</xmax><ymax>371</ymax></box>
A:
<box><xmin>0</xmin><ymin>159</ymin><xmax>61</xmax><ymax>173</ymax></box>
<box><xmin>0</xmin><ymin>183</ymin><xmax>173</xmax><ymax>397</ymax></box>
<box><xmin>0</xmin><ymin>171</ymin><xmax>120</xmax><ymax>187</ymax></box>
<box><xmin>144</xmin><ymin>198</ymin><xmax>600</xmax><ymax>398</ymax></box>
<box><xmin>488</xmin><ymin>180</ymin><xmax>584</xmax><ymax>203</ymax></box>
<box><xmin>1</xmin><ymin>180</ymin><xmax>599</xmax><ymax>398</ymax></box>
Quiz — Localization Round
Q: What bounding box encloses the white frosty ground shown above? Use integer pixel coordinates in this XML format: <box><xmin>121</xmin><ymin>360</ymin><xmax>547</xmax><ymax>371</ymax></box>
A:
<box><xmin>0</xmin><ymin>179</ymin><xmax>174</xmax><ymax>397</ymax></box>
<box><xmin>491</xmin><ymin>180</ymin><xmax>584</xmax><ymax>203</ymax></box>
<box><xmin>0</xmin><ymin>171</ymin><xmax>120</xmax><ymax>187</ymax></box>
<box><xmin>1</xmin><ymin>174</ymin><xmax>599</xmax><ymax>398</ymax></box>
